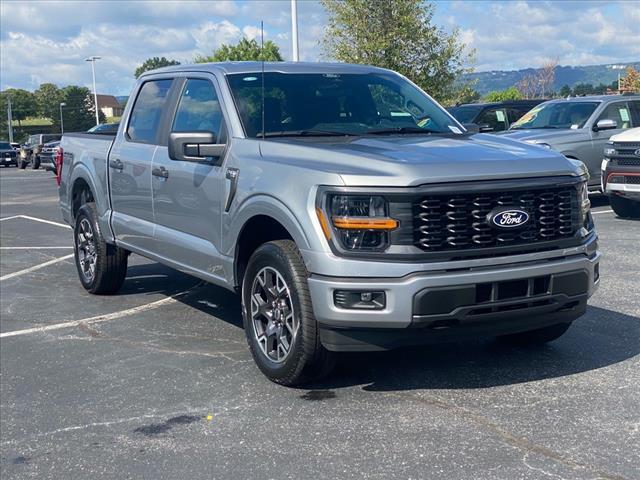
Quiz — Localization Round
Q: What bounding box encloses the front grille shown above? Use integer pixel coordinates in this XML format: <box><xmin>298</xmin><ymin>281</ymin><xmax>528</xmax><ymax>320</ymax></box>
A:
<box><xmin>625</xmin><ymin>175</ymin><xmax>640</xmax><ymax>184</ymax></box>
<box><xmin>613</xmin><ymin>157</ymin><xmax>640</xmax><ymax>166</ymax></box>
<box><xmin>414</xmin><ymin>185</ymin><xmax>580</xmax><ymax>253</ymax></box>
<box><xmin>613</xmin><ymin>142</ymin><xmax>640</xmax><ymax>149</ymax></box>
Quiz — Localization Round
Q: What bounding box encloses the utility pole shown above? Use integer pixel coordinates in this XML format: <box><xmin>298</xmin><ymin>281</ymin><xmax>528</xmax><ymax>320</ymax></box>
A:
<box><xmin>59</xmin><ymin>102</ymin><xmax>66</xmax><ymax>134</ymax></box>
<box><xmin>86</xmin><ymin>56</ymin><xmax>101</xmax><ymax>126</ymax></box>
<box><xmin>7</xmin><ymin>97</ymin><xmax>14</xmax><ymax>143</ymax></box>
<box><xmin>291</xmin><ymin>0</ymin><xmax>299</xmax><ymax>61</ymax></box>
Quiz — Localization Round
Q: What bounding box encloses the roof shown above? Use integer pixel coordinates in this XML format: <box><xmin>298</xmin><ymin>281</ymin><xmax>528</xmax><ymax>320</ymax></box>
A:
<box><xmin>545</xmin><ymin>94</ymin><xmax>640</xmax><ymax>103</ymax></box>
<box><xmin>143</xmin><ymin>61</ymin><xmax>395</xmax><ymax>77</ymax></box>
<box><xmin>452</xmin><ymin>100</ymin><xmax>544</xmax><ymax>109</ymax></box>
<box><xmin>95</xmin><ymin>94</ymin><xmax>122</xmax><ymax>109</ymax></box>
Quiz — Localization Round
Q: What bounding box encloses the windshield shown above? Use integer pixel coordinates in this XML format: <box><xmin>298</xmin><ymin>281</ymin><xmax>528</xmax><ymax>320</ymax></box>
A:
<box><xmin>510</xmin><ymin>101</ymin><xmax>599</xmax><ymax>130</ymax></box>
<box><xmin>226</xmin><ymin>72</ymin><xmax>463</xmax><ymax>137</ymax></box>
<box><xmin>0</xmin><ymin>142</ymin><xmax>11</xmax><ymax>149</ymax></box>
<box><xmin>448</xmin><ymin>105</ymin><xmax>483</xmax><ymax>124</ymax></box>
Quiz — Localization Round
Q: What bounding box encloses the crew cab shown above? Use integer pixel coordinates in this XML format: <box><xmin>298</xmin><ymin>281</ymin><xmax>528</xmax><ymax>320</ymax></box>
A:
<box><xmin>58</xmin><ymin>62</ymin><xmax>600</xmax><ymax>385</ymax></box>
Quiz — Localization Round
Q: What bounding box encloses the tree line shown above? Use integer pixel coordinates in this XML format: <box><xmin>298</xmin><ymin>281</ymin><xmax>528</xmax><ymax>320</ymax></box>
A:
<box><xmin>1</xmin><ymin>84</ymin><xmax>105</xmax><ymax>141</ymax></box>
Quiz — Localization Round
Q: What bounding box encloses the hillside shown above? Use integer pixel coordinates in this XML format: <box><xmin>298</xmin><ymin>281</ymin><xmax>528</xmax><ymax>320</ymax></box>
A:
<box><xmin>464</xmin><ymin>62</ymin><xmax>640</xmax><ymax>95</ymax></box>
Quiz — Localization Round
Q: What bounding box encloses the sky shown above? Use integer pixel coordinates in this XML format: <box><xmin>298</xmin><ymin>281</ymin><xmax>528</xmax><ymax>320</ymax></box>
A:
<box><xmin>1</xmin><ymin>0</ymin><xmax>639</xmax><ymax>96</ymax></box>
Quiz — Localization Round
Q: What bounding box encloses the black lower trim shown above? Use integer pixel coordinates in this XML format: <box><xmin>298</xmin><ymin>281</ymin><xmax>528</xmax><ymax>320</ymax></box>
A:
<box><xmin>319</xmin><ymin>296</ymin><xmax>587</xmax><ymax>352</ymax></box>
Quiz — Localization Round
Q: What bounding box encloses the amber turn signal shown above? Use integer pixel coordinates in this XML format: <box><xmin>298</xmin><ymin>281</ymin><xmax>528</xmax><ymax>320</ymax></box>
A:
<box><xmin>332</xmin><ymin>217</ymin><xmax>399</xmax><ymax>230</ymax></box>
<box><xmin>316</xmin><ymin>208</ymin><xmax>332</xmax><ymax>240</ymax></box>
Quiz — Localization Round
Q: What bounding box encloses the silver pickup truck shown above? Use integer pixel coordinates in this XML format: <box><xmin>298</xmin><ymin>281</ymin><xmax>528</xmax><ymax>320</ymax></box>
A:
<box><xmin>58</xmin><ymin>62</ymin><xmax>600</xmax><ymax>385</ymax></box>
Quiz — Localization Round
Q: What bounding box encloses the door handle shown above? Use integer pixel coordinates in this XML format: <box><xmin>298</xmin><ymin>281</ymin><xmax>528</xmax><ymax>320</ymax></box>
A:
<box><xmin>109</xmin><ymin>158</ymin><xmax>123</xmax><ymax>171</ymax></box>
<box><xmin>152</xmin><ymin>166</ymin><xmax>169</xmax><ymax>179</ymax></box>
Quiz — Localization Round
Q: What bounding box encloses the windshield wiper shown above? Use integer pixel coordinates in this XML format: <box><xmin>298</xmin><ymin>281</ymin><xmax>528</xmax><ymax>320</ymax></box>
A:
<box><xmin>262</xmin><ymin>129</ymin><xmax>359</xmax><ymax>138</ymax></box>
<box><xmin>511</xmin><ymin>125</ymin><xmax>560</xmax><ymax>130</ymax></box>
<box><xmin>364</xmin><ymin>126</ymin><xmax>441</xmax><ymax>135</ymax></box>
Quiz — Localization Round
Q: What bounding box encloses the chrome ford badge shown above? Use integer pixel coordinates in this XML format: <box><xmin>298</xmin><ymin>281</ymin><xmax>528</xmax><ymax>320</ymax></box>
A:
<box><xmin>490</xmin><ymin>209</ymin><xmax>530</xmax><ymax>228</ymax></box>
<box><xmin>634</xmin><ymin>148</ymin><xmax>640</xmax><ymax>157</ymax></box>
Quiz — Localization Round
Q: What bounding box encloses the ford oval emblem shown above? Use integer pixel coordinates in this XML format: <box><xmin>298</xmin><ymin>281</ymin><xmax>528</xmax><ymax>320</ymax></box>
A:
<box><xmin>634</xmin><ymin>148</ymin><xmax>640</xmax><ymax>157</ymax></box>
<box><xmin>490</xmin><ymin>209</ymin><xmax>530</xmax><ymax>228</ymax></box>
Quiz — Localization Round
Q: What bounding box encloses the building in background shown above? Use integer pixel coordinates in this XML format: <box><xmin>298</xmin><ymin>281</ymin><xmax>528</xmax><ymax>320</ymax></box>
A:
<box><xmin>95</xmin><ymin>94</ymin><xmax>124</xmax><ymax>118</ymax></box>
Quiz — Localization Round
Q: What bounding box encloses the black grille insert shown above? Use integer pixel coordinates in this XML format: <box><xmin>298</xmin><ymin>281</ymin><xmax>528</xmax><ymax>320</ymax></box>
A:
<box><xmin>414</xmin><ymin>185</ymin><xmax>580</xmax><ymax>253</ymax></box>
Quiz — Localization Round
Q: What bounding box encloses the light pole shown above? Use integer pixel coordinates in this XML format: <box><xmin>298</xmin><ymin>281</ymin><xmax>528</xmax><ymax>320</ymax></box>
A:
<box><xmin>291</xmin><ymin>0</ymin><xmax>299</xmax><ymax>61</ymax></box>
<box><xmin>59</xmin><ymin>102</ymin><xmax>66</xmax><ymax>134</ymax></box>
<box><xmin>85</xmin><ymin>56</ymin><xmax>101</xmax><ymax>126</ymax></box>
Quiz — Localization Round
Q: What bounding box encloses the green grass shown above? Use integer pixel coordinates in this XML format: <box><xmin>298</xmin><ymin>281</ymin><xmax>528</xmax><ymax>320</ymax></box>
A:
<box><xmin>106</xmin><ymin>116</ymin><xmax>122</xmax><ymax>123</ymax></box>
<box><xmin>20</xmin><ymin>117</ymin><xmax>53</xmax><ymax>126</ymax></box>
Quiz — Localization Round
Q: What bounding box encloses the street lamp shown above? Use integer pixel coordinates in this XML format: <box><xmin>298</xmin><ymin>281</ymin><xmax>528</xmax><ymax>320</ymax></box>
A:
<box><xmin>59</xmin><ymin>102</ymin><xmax>66</xmax><ymax>134</ymax></box>
<box><xmin>85</xmin><ymin>56</ymin><xmax>101</xmax><ymax>126</ymax></box>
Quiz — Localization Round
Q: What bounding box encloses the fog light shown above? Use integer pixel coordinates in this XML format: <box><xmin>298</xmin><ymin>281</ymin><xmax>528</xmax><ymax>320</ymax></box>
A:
<box><xmin>334</xmin><ymin>290</ymin><xmax>385</xmax><ymax>310</ymax></box>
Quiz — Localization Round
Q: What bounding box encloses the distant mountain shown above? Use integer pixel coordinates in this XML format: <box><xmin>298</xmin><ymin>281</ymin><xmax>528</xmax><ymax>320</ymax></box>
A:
<box><xmin>464</xmin><ymin>62</ymin><xmax>640</xmax><ymax>95</ymax></box>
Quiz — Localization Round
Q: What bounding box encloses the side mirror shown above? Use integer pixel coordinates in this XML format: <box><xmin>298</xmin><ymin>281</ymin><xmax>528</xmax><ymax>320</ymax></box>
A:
<box><xmin>593</xmin><ymin>119</ymin><xmax>617</xmax><ymax>131</ymax></box>
<box><xmin>168</xmin><ymin>131</ymin><xmax>226</xmax><ymax>162</ymax></box>
<box><xmin>478</xmin><ymin>123</ymin><xmax>494</xmax><ymax>132</ymax></box>
<box><xmin>463</xmin><ymin>123</ymin><xmax>480</xmax><ymax>133</ymax></box>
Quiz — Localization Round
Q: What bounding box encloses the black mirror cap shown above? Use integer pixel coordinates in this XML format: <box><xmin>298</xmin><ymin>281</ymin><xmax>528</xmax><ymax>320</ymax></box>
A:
<box><xmin>463</xmin><ymin>123</ymin><xmax>480</xmax><ymax>133</ymax></box>
<box><xmin>168</xmin><ymin>131</ymin><xmax>223</xmax><ymax>162</ymax></box>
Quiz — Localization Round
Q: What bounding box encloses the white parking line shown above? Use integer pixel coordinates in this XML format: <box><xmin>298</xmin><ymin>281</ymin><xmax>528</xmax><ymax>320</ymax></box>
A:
<box><xmin>0</xmin><ymin>289</ymin><xmax>192</xmax><ymax>339</ymax></box>
<box><xmin>0</xmin><ymin>246</ymin><xmax>72</xmax><ymax>250</ymax></box>
<box><xmin>592</xmin><ymin>209</ymin><xmax>614</xmax><ymax>215</ymax></box>
<box><xmin>16</xmin><ymin>215</ymin><xmax>71</xmax><ymax>229</ymax></box>
<box><xmin>0</xmin><ymin>215</ymin><xmax>22</xmax><ymax>221</ymax></box>
<box><xmin>0</xmin><ymin>254</ymin><xmax>74</xmax><ymax>282</ymax></box>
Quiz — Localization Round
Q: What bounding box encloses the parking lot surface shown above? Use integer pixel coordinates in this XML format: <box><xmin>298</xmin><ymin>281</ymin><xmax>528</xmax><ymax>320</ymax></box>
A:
<box><xmin>1</xmin><ymin>166</ymin><xmax>638</xmax><ymax>479</ymax></box>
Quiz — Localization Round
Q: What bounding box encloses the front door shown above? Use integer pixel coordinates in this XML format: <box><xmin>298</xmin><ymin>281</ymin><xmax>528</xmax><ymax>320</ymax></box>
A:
<box><xmin>151</xmin><ymin>76</ymin><xmax>228</xmax><ymax>283</ymax></box>
<box><xmin>589</xmin><ymin>101</ymin><xmax>634</xmax><ymax>181</ymax></box>
<box><xmin>110</xmin><ymin>78</ymin><xmax>174</xmax><ymax>253</ymax></box>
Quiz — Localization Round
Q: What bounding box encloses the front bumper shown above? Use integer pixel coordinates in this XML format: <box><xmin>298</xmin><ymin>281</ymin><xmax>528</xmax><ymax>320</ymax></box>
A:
<box><xmin>307</xmin><ymin>239</ymin><xmax>600</xmax><ymax>351</ymax></box>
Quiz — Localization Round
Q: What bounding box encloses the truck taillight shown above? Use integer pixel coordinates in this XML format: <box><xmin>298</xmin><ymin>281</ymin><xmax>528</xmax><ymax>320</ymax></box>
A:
<box><xmin>55</xmin><ymin>147</ymin><xmax>63</xmax><ymax>186</ymax></box>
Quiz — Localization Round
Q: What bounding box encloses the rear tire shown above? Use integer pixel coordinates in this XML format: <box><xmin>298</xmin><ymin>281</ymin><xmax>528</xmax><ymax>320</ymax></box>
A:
<box><xmin>242</xmin><ymin>240</ymin><xmax>335</xmax><ymax>386</ymax></box>
<box><xmin>610</xmin><ymin>195</ymin><xmax>640</xmax><ymax>219</ymax></box>
<box><xmin>32</xmin><ymin>155</ymin><xmax>40</xmax><ymax>170</ymax></box>
<box><xmin>74</xmin><ymin>202</ymin><xmax>128</xmax><ymax>294</ymax></box>
<box><xmin>18</xmin><ymin>159</ymin><xmax>27</xmax><ymax>169</ymax></box>
<box><xmin>498</xmin><ymin>322</ymin><xmax>572</xmax><ymax>345</ymax></box>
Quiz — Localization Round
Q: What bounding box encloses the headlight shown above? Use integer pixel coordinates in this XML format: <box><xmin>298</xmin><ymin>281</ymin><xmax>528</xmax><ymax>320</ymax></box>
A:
<box><xmin>578</xmin><ymin>181</ymin><xmax>591</xmax><ymax>220</ymax></box>
<box><xmin>321</xmin><ymin>194</ymin><xmax>398</xmax><ymax>251</ymax></box>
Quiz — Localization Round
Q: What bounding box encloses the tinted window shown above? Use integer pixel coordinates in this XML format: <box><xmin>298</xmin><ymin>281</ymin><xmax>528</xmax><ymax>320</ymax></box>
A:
<box><xmin>476</xmin><ymin>108</ymin><xmax>509</xmax><ymax>132</ymax></box>
<box><xmin>227</xmin><ymin>72</ymin><xmax>462</xmax><ymax>138</ymax></box>
<box><xmin>127</xmin><ymin>79</ymin><xmax>172</xmax><ymax>144</ymax></box>
<box><xmin>0</xmin><ymin>142</ymin><xmax>11</xmax><ymax>149</ymax></box>
<box><xmin>173</xmin><ymin>79</ymin><xmax>224</xmax><ymax>139</ymax></box>
<box><xmin>597</xmin><ymin>102</ymin><xmax>633</xmax><ymax>129</ymax></box>
<box><xmin>448</xmin><ymin>105</ymin><xmax>483</xmax><ymax>123</ymax></box>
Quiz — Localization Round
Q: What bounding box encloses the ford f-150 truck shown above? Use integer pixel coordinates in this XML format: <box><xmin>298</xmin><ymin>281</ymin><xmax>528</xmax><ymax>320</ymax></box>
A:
<box><xmin>58</xmin><ymin>62</ymin><xmax>600</xmax><ymax>385</ymax></box>
<box><xmin>601</xmin><ymin>127</ymin><xmax>640</xmax><ymax>218</ymax></box>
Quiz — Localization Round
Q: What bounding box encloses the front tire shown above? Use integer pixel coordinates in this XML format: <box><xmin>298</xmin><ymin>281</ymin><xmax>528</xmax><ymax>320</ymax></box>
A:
<box><xmin>498</xmin><ymin>322</ymin><xmax>572</xmax><ymax>345</ymax></box>
<box><xmin>610</xmin><ymin>195</ymin><xmax>640</xmax><ymax>219</ymax></box>
<box><xmin>74</xmin><ymin>202</ymin><xmax>128</xmax><ymax>294</ymax></box>
<box><xmin>242</xmin><ymin>240</ymin><xmax>335</xmax><ymax>386</ymax></box>
<box><xmin>18</xmin><ymin>159</ymin><xmax>27</xmax><ymax>169</ymax></box>
<box><xmin>32</xmin><ymin>155</ymin><xmax>40</xmax><ymax>170</ymax></box>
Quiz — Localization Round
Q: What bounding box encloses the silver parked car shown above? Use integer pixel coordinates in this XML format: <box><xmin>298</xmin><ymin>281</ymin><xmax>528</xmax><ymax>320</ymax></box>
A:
<box><xmin>502</xmin><ymin>95</ymin><xmax>640</xmax><ymax>190</ymax></box>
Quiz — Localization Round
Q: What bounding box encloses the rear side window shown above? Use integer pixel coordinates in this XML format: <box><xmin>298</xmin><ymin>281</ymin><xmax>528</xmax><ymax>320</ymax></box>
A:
<box><xmin>172</xmin><ymin>79</ymin><xmax>224</xmax><ymax>140</ymax></box>
<box><xmin>127</xmin><ymin>79</ymin><xmax>173</xmax><ymax>144</ymax></box>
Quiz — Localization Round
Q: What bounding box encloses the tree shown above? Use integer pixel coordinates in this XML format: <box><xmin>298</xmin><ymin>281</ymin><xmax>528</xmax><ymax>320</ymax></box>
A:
<box><xmin>0</xmin><ymin>89</ymin><xmax>37</xmax><ymax>126</ymax></box>
<box><xmin>321</xmin><ymin>0</ymin><xmax>474</xmax><ymax>103</ymax></box>
<box><xmin>572</xmin><ymin>83</ymin><xmax>594</xmax><ymax>96</ymax></box>
<box><xmin>135</xmin><ymin>57</ymin><xmax>181</xmax><ymax>78</ymax></box>
<box><xmin>537</xmin><ymin>59</ymin><xmax>557</xmax><ymax>98</ymax></box>
<box><xmin>484</xmin><ymin>87</ymin><xmax>523</xmax><ymax>102</ymax></box>
<box><xmin>195</xmin><ymin>37</ymin><xmax>283</xmax><ymax>63</ymax></box>
<box><xmin>559</xmin><ymin>84</ymin><xmax>571</xmax><ymax>97</ymax></box>
<box><xmin>60</xmin><ymin>85</ymin><xmax>105</xmax><ymax>132</ymax></box>
<box><xmin>34</xmin><ymin>83</ymin><xmax>64</xmax><ymax>122</ymax></box>
<box><xmin>620</xmin><ymin>66</ymin><xmax>640</xmax><ymax>93</ymax></box>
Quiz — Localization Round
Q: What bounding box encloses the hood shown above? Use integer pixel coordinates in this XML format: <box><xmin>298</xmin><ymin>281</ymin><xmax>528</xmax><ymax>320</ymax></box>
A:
<box><xmin>499</xmin><ymin>128</ymin><xmax>580</xmax><ymax>143</ymax></box>
<box><xmin>259</xmin><ymin>133</ymin><xmax>583</xmax><ymax>187</ymax></box>
<box><xmin>609</xmin><ymin>127</ymin><xmax>640</xmax><ymax>142</ymax></box>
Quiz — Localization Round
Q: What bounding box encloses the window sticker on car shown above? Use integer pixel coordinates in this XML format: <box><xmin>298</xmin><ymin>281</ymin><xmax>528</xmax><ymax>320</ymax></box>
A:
<box><xmin>449</xmin><ymin>125</ymin><xmax>462</xmax><ymax>134</ymax></box>
<box><xmin>620</xmin><ymin>108</ymin><xmax>630</xmax><ymax>122</ymax></box>
<box><xmin>496</xmin><ymin>110</ymin><xmax>506</xmax><ymax>122</ymax></box>
<box><xmin>570</xmin><ymin>124</ymin><xmax>579</xmax><ymax>129</ymax></box>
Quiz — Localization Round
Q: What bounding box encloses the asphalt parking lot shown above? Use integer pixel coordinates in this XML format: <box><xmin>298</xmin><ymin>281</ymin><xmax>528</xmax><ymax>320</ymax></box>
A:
<box><xmin>0</xmin><ymin>166</ymin><xmax>638</xmax><ymax>480</ymax></box>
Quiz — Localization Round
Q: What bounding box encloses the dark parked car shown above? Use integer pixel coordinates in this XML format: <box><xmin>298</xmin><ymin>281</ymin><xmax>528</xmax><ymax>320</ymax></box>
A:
<box><xmin>39</xmin><ymin>140</ymin><xmax>61</xmax><ymax>172</ymax></box>
<box><xmin>88</xmin><ymin>123</ymin><xmax>120</xmax><ymax>134</ymax></box>
<box><xmin>0</xmin><ymin>141</ymin><xmax>18</xmax><ymax>167</ymax></box>
<box><xmin>19</xmin><ymin>133</ymin><xmax>62</xmax><ymax>169</ymax></box>
<box><xmin>447</xmin><ymin>100</ymin><xmax>545</xmax><ymax>133</ymax></box>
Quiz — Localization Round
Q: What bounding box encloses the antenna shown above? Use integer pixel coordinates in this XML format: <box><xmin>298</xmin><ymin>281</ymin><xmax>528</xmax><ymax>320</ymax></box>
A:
<box><xmin>261</xmin><ymin>21</ymin><xmax>265</xmax><ymax>139</ymax></box>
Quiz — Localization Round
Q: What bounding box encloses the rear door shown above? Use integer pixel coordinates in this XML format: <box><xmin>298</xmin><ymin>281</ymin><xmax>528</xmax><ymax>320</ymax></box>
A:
<box><xmin>109</xmin><ymin>78</ymin><xmax>175</xmax><ymax>253</ymax></box>
<box><xmin>150</xmin><ymin>75</ymin><xmax>229</xmax><ymax>283</ymax></box>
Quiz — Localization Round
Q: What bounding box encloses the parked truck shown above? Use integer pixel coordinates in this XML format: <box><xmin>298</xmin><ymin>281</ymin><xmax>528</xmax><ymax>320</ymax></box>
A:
<box><xmin>58</xmin><ymin>62</ymin><xmax>600</xmax><ymax>385</ymax></box>
<box><xmin>601</xmin><ymin>127</ymin><xmax>640</xmax><ymax>218</ymax></box>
